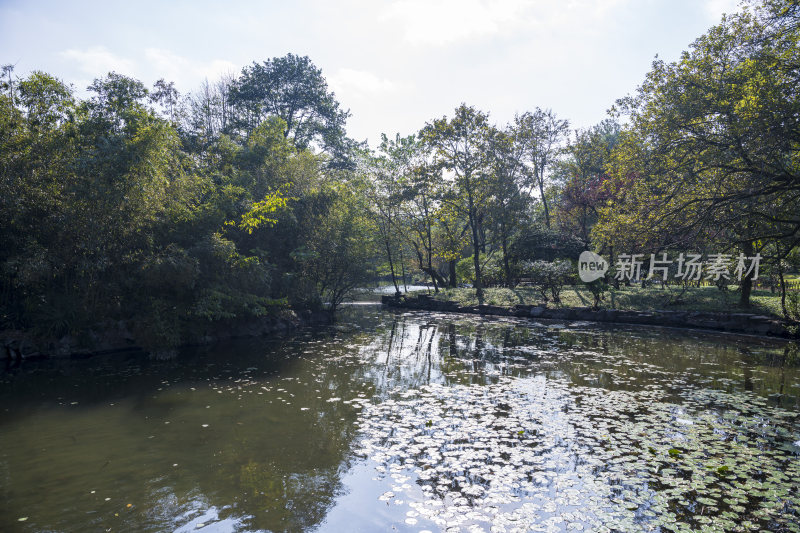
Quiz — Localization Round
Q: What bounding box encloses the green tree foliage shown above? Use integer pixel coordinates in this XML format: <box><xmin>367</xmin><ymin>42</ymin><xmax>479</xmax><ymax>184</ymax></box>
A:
<box><xmin>366</xmin><ymin>134</ymin><xmax>421</xmax><ymax>295</ymax></box>
<box><xmin>422</xmin><ymin>104</ymin><xmax>494</xmax><ymax>302</ymax></box>
<box><xmin>291</xmin><ymin>180</ymin><xmax>378</xmax><ymax>312</ymax></box>
<box><xmin>595</xmin><ymin>0</ymin><xmax>800</xmax><ymax>305</ymax></box>
<box><xmin>555</xmin><ymin>120</ymin><xmax>620</xmax><ymax>246</ymax></box>
<box><xmin>228</xmin><ymin>54</ymin><xmax>354</xmax><ymax>168</ymax></box>
<box><xmin>510</xmin><ymin>224</ymin><xmax>584</xmax><ymax>264</ymax></box>
<box><xmin>366</xmin><ymin>108</ymin><xmax>572</xmax><ymax>294</ymax></box>
<box><xmin>524</xmin><ymin>260</ymin><xmax>575</xmax><ymax>304</ymax></box>
<box><xmin>486</xmin><ymin>125</ymin><xmax>531</xmax><ymax>286</ymax></box>
<box><xmin>0</xmin><ymin>64</ymin><xmax>378</xmax><ymax>349</ymax></box>
<box><xmin>514</xmin><ymin>108</ymin><xmax>570</xmax><ymax>229</ymax></box>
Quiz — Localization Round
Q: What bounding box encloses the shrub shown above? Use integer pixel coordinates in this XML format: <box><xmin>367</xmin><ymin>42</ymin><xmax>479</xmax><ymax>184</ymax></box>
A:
<box><xmin>586</xmin><ymin>279</ymin><xmax>608</xmax><ymax>310</ymax></box>
<box><xmin>524</xmin><ymin>260</ymin><xmax>575</xmax><ymax>304</ymax></box>
<box><xmin>456</xmin><ymin>254</ymin><xmax>507</xmax><ymax>287</ymax></box>
<box><xmin>788</xmin><ymin>291</ymin><xmax>800</xmax><ymax>321</ymax></box>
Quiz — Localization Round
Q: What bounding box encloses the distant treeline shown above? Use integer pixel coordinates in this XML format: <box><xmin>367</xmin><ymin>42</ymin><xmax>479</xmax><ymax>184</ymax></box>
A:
<box><xmin>1</xmin><ymin>0</ymin><xmax>799</xmax><ymax>349</ymax></box>
<box><xmin>362</xmin><ymin>0</ymin><xmax>800</xmax><ymax>319</ymax></box>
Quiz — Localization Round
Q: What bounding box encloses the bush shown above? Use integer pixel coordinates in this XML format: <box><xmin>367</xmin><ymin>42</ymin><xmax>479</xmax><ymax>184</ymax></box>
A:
<box><xmin>510</xmin><ymin>226</ymin><xmax>585</xmax><ymax>263</ymax></box>
<box><xmin>524</xmin><ymin>260</ymin><xmax>575</xmax><ymax>304</ymax></box>
<box><xmin>456</xmin><ymin>254</ymin><xmax>507</xmax><ymax>287</ymax></box>
<box><xmin>788</xmin><ymin>291</ymin><xmax>800</xmax><ymax>321</ymax></box>
<box><xmin>586</xmin><ymin>279</ymin><xmax>608</xmax><ymax>310</ymax></box>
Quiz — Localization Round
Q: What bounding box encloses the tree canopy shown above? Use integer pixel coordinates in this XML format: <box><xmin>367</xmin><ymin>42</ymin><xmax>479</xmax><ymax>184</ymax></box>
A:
<box><xmin>594</xmin><ymin>0</ymin><xmax>799</xmax><ymax>304</ymax></box>
<box><xmin>3</xmin><ymin>0</ymin><xmax>800</xmax><ymax>348</ymax></box>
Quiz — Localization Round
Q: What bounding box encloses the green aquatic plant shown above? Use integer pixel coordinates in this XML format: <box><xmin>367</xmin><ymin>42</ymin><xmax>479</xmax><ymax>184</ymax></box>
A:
<box><xmin>355</xmin><ymin>376</ymin><xmax>800</xmax><ymax>532</ymax></box>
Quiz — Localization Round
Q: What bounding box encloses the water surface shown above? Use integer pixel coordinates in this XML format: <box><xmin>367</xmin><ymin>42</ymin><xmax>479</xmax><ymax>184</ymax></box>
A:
<box><xmin>1</xmin><ymin>307</ymin><xmax>798</xmax><ymax>532</ymax></box>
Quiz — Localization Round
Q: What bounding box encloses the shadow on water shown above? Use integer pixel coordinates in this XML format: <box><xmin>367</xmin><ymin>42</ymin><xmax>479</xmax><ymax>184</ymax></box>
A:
<box><xmin>0</xmin><ymin>307</ymin><xmax>798</xmax><ymax>532</ymax></box>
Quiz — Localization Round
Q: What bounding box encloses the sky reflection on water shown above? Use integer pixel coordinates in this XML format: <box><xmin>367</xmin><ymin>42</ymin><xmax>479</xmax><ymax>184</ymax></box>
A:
<box><xmin>1</xmin><ymin>308</ymin><xmax>798</xmax><ymax>532</ymax></box>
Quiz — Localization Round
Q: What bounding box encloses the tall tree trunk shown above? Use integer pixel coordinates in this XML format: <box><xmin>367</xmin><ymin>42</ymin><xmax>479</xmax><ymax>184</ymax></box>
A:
<box><xmin>469</xmin><ymin>209</ymin><xmax>483</xmax><ymax>304</ymax></box>
<box><xmin>478</xmin><ymin>214</ymin><xmax>486</xmax><ymax>254</ymax></box>
<box><xmin>413</xmin><ymin>242</ymin><xmax>441</xmax><ymax>292</ymax></box>
<box><xmin>449</xmin><ymin>259</ymin><xmax>457</xmax><ymax>288</ymax></box>
<box><xmin>428</xmin><ymin>269</ymin><xmax>448</xmax><ymax>290</ymax></box>
<box><xmin>425</xmin><ymin>246</ymin><xmax>438</xmax><ymax>293</ymax></box>
<box><xmin>400</xmin><ymin>247</ymin><xmax>408</xmax><ymax>293</ymax></box>
<box><xmin>609</xmin><ymin>244</ymin><xmax>619</xmax><ymax>289</ymax></box>
<box><xmin>501</xmin><ymin>222</ymin><xmax>512</xmax><ymax>287</ymax></box>
<box><xmin>740</xmin><ymin>241</ymin><xmax>754</xmax><ymax>307</ymax></box>
<box><xmin>539</xmin><ymin>180</ymin><xmax>550</xmax><ymax>228</ymax></box>
<box><xmin>740</xmin><ymin>276</ymin><xmax>752</xmax><ymax>306</ymax></box>
<box><xmin>779</xmin><ymin>259</ymin><xmax>788</xmax><ymax>319</ymax></box>
<box><xmin>384</xmin><ymin>239</ymin><xmax>400</xmax><ymax>296</ymax></box>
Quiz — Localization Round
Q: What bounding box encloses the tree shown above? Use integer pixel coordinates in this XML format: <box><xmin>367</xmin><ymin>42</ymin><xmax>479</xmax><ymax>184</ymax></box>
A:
<box><xmin>486</xmin><ymin>125</ymin><xmax>530</xmax><ymax>286</ymax></box>
<box><xmin>293</xmin><ymin>181</ymin><xmax>378</xmax><ymax>312</ymax></box>
<box><xmin>404</xmin><ymin>162</ymin><xmax>449</xmax><ymax>291</ymax></box>
<box><xmin>366</xmin><ymin>134</ymin><xmax>415</xmax><ymax>295</ymax></box>
<box><xmin>0</xmin><ymin>73</ymin><xmax>76</xmax><ymax>329</ymax></box>
<box><xmin>2</xmin><ymin>64</ymin><xmax>17</xmax><ymax>107</ymax></box>
<box><xmin>433</xmin><ymin>201</ymin><xmax>470</xmax><ymax>287</ymax></box>
<box><xmin>515</xmin><ymin>108</ymin><xmax>570</xmax><ymax>228</ymax></box>
<box><xmin>150</xmin><ymin>78</ymin><xmax>180</xmax><ymax>123</ymax></box>
<box><xmin>422</xmin><ymin>104</ymin><xmax>493</xmax><ymax>302</ymax></box>
<box><xmin>86</xmin><ymin>72</ymin><xmax>149</xmax><ymax>132</ymax></box>
<box><xmin>555</xmin><ymin>120</ymin><xmax>620</xmax><ymax>246</ymax></box>
<box><xmin>597</xmin><ymin>1</ymin><xmax>800</xmax><ymax>305</ymax></box>
<box><xmin>0</xmin><ymin>65</ymin><xmax>368</xmax><ymax>349</ymax></box>
<box><xmin>187</xmin><ymin>75</ymin><xmax>235</xmax><ymax>150</ymax></box>
<box><xmin>229</xmin><ymin>54</ymin><xmax>352</xmax><ymax>166</ymax></box>
<box><xmin>526</xmin><ymin>260</ymin><xmax>575</xmax><ymax>304</ymax></box>
<box><xmin>17</xmin><ymin>71</ymin><xmax>73</xmax><ymax>132</ymax></box>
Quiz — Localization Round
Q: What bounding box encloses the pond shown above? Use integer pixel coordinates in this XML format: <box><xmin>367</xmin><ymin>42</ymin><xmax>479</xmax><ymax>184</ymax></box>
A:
<box><xmin>1</xmin><ymin>307</ymin><xmax>799</xmax><ymax>532</ymax></box>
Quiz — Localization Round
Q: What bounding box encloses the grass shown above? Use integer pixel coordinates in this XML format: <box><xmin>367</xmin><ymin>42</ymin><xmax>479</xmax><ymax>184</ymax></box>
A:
<box><xmin>414</xmin><ymin>285</ymin><xmax>789</xmax><ymax>318</ymax></box>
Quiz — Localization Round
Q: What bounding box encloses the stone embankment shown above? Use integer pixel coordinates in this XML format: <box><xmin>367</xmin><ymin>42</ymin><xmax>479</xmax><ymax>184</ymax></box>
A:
<box><xmin>1</xmin><ymin>310</ymin><xmax>333</xmax><ymax>360</ymax></box>
<box><xmin>383</xmin><ymin>294</ymin><xmax>795</xmax><ymax>338</ymax></box>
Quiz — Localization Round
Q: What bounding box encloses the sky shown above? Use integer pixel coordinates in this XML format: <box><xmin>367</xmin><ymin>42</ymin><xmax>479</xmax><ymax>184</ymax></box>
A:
<box><xmin>0</xmin><ymin>0</ymin><xmax>742</xmax><ymax>147</ymax></box>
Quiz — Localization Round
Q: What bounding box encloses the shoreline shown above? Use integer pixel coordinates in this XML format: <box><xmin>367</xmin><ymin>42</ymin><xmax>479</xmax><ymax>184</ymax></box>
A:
<box><xmin>382</xmin><ymin>294</ymin><xmax>799</xmax><ymax>339</ymax></box>
<box><xmin>1</xmin><ymin>309</ymin><xmax>334</xmax><ymax>361</ymax></box>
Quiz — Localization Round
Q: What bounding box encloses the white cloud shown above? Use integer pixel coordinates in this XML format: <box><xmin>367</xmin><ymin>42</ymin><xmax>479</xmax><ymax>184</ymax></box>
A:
<box><xmin>329</xmin><ymin>68</ymin><xmax>398</xmax><ymax>95</ymax></box>
<box><xmin>703</xmin><ymin>0</ymin><xmax>742</xmax><ymax>20</ymax></box>
<box><xmin>60</xmin><ymin>46</ymin><xmax>135</xmax><ymax>75</ymax></box>
<box><xmin>144</xmin><ymin>47</ymin><xmax>190</xmax><ymax>76</ymax></box>
<box><xmin>145</xmin><ymin>48</ymin><xmax>237</xmax><ymax>85</ymax></box>
<box><xmin>60</xmin><ymin>46</ymin><xmax>238</xmax><ymax>92</ymax></box>
<box><xmin>200</xmin><ymin>59</ymin><xmax>239</xmax><ymax>81</ymax></box>
<box><xmin>37</xmin><ymin>0</ymin><xmax>737</xmax><ymax>146</ymax></box>
<box><xmin>382</xmin><ymin>0</ymin><xmax>529</xmax><ymax>45</ymax></box>
<box><xmin>381</xmin><ymin>0</ymin><xmax>630</xmax><ymax>45</ymax></box>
